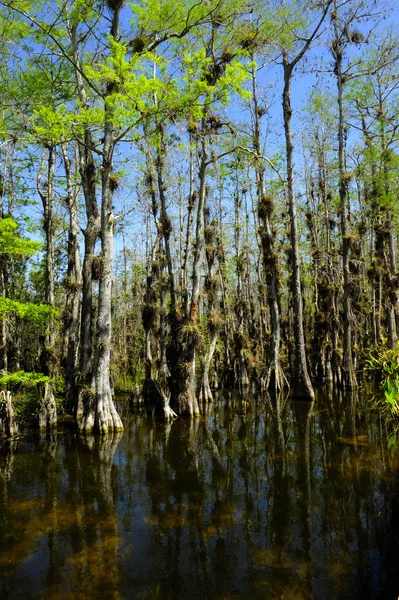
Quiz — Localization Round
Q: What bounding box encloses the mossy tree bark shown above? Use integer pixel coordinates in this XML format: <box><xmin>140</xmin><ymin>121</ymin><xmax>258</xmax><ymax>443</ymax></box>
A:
<box><xmin>169</xmin><ymin>133</ymin><xmax>207</xmax><ymax>417</ymax></box>
<box><xmin>141</xmin><ymin>121</ymin><xmax>175</xmax><ymax>419</ymax></box>
<box><xmin>199</xmin><ymin>205</ymin><xmax>220</xmax><ymax>403</ymax></box>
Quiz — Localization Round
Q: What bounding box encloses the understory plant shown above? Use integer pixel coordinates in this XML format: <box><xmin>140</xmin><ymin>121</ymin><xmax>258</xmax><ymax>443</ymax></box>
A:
<box><xmin>367</xmin><ymin>345</ymin><xmax>399</xmax><ymax>445</ymax></box>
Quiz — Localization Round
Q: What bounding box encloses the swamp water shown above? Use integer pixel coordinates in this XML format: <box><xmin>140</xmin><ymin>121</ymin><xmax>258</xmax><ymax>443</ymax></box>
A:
<box><xmin>1</xmin><ymin>390</ymin><xmax>399</xmax><ymax>599</ymax></box>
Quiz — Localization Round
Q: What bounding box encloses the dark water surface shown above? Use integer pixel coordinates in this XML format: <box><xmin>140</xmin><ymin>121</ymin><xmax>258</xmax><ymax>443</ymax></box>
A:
<box><xmin>1</xmin><ymin>390</ymin><xmax>399</xmax><ymax>599</ymax></box>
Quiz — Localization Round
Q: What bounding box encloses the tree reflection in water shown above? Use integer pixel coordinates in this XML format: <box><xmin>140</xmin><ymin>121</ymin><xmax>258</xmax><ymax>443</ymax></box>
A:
<box><xmin>0</xmin><ymin>431</ymin><xmax>123</xmax><ymax>599</ymax></box>
<box><xmin>1</xmin><ymin>390</ymin><xmax>399</xmax><ymax>599</ymax></box>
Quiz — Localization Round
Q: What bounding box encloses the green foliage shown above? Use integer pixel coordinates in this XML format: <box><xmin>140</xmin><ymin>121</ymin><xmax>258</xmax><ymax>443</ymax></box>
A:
<box><xmin>33</xmin><ymin>103</ymin><xmax>73</xmax><ymax>144</ymax></box>
<box><xmin>0</xmin><ymin>370</ymin><xmax>52</xmax><ymax>390</ymax></box>
<box><xmin>366</xmin><ymin>345</ymin><xmax>399</xmax><ymax>380</ymax></box>
<box><xmin>113</xmin><ymin>373</ymin><xmax>140</xmax><ymax>394</ymax></box>
<box><xmin>383</xmin><ymin>376</ymin><xmax>399</xmax><ymax>416</ymax></box>
<box><xmin>0</xmin><ymin>218</ymin><xmax>41</xmax><ymax>256</ymax></box>
<box><xmin>130</xmin><ymin>0</ymin><xmax>236</xmax><ymax>43</ymax></box>
<box><xmin>0</xmin><ymin>219</ymin><xmax>55</xmax><ymax>326</ymax></box>
<box><xmin>0</xmin><ymin>297</ymin><xmax>55</xmax><ymax>326</ymax></box>
<box><xmin>11</xmin><ymin>391</ymin><xmax>40</xmax><ymax>423</ymax></box>
<box><xmin>367</xmin><ymin>345</ymin><xmax>399</xmax><ymax>443</ymax></box>
<box><xmin>270</xmin><ymin>1</ymin><xmax>307</xmax><ymax>50</ymax></box>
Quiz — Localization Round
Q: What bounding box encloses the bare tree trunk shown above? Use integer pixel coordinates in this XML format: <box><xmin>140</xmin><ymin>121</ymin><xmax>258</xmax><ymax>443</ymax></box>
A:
<box><xmin>78</xmin><ymin>132</ymin><xmax>99</xmax><ymax>383</ymax></box>
<box><xmin>233</xmin><ymin>182</ymin><xmax>250</xmax><ymax>389</ymax></box>
<box><xmin>199</xmin><ymin>205</ymin><xmax>220</xmax><ymax>403</ymax></box>
<box><xmin>0</xmin><ymin>153</ymin><xmax>6</xmax><ymax>370</ymax></box>
<box><xmin>37</xmin><ymin>146</ymin><xmax>56</xmax><ymax>359</ymax></box>
<box><xmin>378</xmin><ymin>94</ymin><xmax>398</xmax><ymax>349</ymax></box>
<box><xmin>181</xmin><ymin>141</ymin><xmax>195</xmax><ymax>317</ymax></box>
<box><xmin>0</xmin><ymin>391</ymin><xmax>18</xmax><ymax>438</ymax></box>
<box><xmin>170</xmin><ymin>133</ymin><xmax>208</xmax><ymax>416</ymax></box>
<box><xmin>38</xmin><ymin>383</ymin><xmax>57</xmax><ymax>431</ymax></box>
<box><xmin>282</xmin><ymin>53</ymin><xmax>314</xmax><ymax>399</ymax></box>
<box><xmin>141</xmin><ymin>123</ymin><xmax>175</xmax><ymax>419</ymax></box>
<box><xmin>251</xmin><ymin>62</ymin><xmax>284</xmax><ymax>393</ymax></box>
<box><xmin>332</xmin><ymin>30</ymin><xmax>357</xmax><ymax>389</ymax></box>
<box><xmin>37</xmin><ymin>146</ymin><xmax>57</xmax><ymax>429</ymax></box>
<box><xmin>387</xmin><ymin>215</ymin><xmax>398</xmax><ymax>348</ymax></box>
<box><xmin>155</xmin><ymin>124</ymin><xmax>176</xmax><ymax>314</ymax></box>
<box><xmin>66</xmin><ymin>21</ymin><xmax>100</xmax><ymax>420</ymax></box>
<box><xmin>0</xmin><ymin>143</ymin><xmax>14</xmax><ymax>371</ymax></box>
<box><xmin>216</xmin><ymin>189</ymin><xmax>233</xmax><ymax>380</ymax></box>
<box><xmin>79</xmin><ymin>130</ymin><xmax>123</xmax><ymax>433</ymax></box>
<box><xmin>199</xmin><ymin>334</ymin><xmax>217</xmax><ymax>403</ymax></box>
<box><xmin>158</xmin><ymin>288</ymin><xmax>170</xmax><ymax>382</ymax></box>
<box><xmin>0</xmin><ymin>265</ymin><xmax>7</xmax><ymax>371</ymax></box>
<box><xmin>62</xmin><ymin>144</ymin><xmax>82</xmax><ymax>412</ymax></box>
<box><xmin>79</xmin><ymin>5</ymin><xmax>123</xmax><ymax>434</ymax></box>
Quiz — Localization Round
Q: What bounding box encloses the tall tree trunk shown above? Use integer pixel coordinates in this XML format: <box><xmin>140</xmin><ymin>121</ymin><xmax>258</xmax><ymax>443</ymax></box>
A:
<box><xmin>0</xmin><ymin>265</ymin><xmax>6</xmax><ymax>371</ymax></box>
<box><xmin>387</xmin><ymin>214</ymin><xmax>398</xmax><ymax>348</ymax></box>
<box><xmin>216</xmin><ymin>185</ymin><xmax>233</xmax><ymax>380</ymax></box>
<box><xmin>0</xmin><ymin>150</ymin><xmax>7</xmax><ymax>371</ymax></box>
<box><xmin>251</xmin><ymin>63</ymin><xmax>283</xmax><ymax>393</ymax></box>
<box><xmin>282</xmin><ymin>53</ymin><xmax>314</xmax><ymax>399</ymax></box>
<box><xmin>170</xmin><ymin>132</ymin><xmax>208</xmax><ymax>416</ymax></box>
<box><xmin>378</xmin><ymin>94</ymin><xmax>398</xmax><ymax>349</ymax></box>
<box><xmin>78</xmin><ymin>132</ymin><xmax>99</xmax><ymax>383</ymax></box>
<box><xmin>79</xmin><ymin>4</ymin><xmax>123</xmax><ymax>434</ymax></box>
<box><xmin>199</xmin><ymin>206</ymin><xmax>219</xmax><ymax>403</ymax></box>
<box><xmin>67</xmin><ymin>21</ymin><xmax>100</xmax><ymax>420</ymax></box>
<box><xmin>233</xmin><ymin>182</ymin><xmax>250</xmax><ymax>389</ymax></box>
<box><xmin>155</xmin><ymin>123</ymin><xmax>176</xmax><ymax>314</ymax></box>
<box><xmin>332</xmin><ymin>32</ymin><xmax>357</xmax><ymax>389</ymax></box>
<box><xmin>141</xmin><ymin>122</ymin><xmax>175</xmax><ymax>418</ymax></box>
<box><xmin>141</xmin><ymin>234</ymin><xmax>176</xmax><ymax>419</ymax></box>
<box><xmin>181</xmin><ymin>141</ymin><xmax>195</xmax><ymax>317</ymax></box>
<box><xmin>37</xmin><ymin>146</ymin><xmax>57</xmax><ymax>430</ymax></box>
<box><xmin>62</xmin><ymin>144</ymin><xmax>82</xmax><ymax>412</ymax></box>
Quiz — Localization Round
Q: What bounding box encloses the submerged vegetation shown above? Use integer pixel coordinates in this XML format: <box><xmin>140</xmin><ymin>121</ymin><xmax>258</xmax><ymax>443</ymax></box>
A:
<box><xmin>0</xmin><ymin>0</ymin><xmax>399</xmax><ymax>434</ymax></box>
